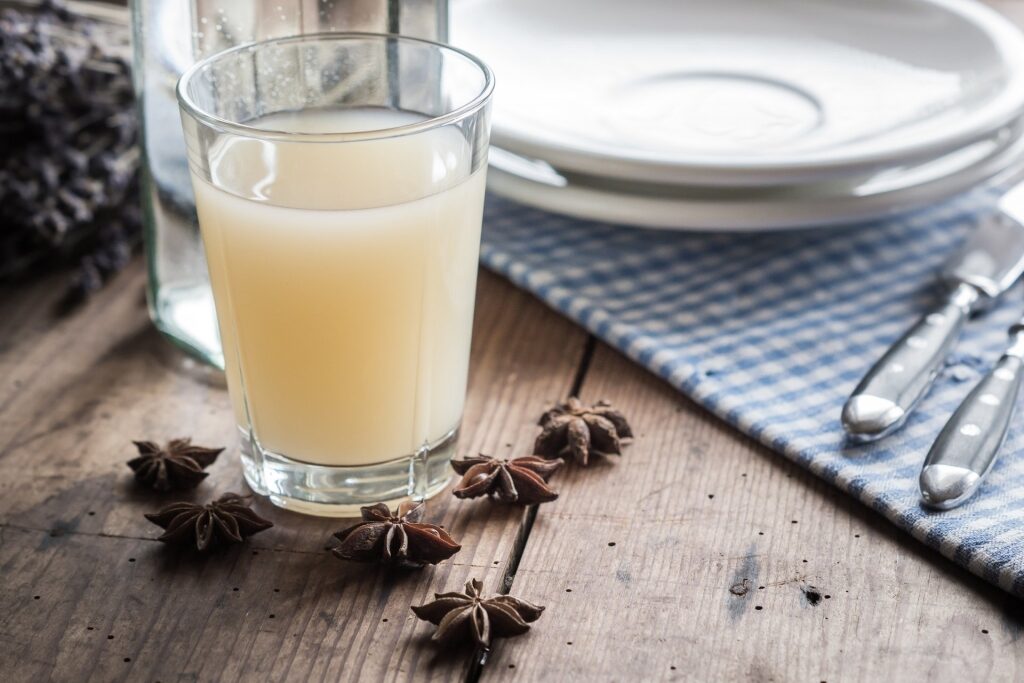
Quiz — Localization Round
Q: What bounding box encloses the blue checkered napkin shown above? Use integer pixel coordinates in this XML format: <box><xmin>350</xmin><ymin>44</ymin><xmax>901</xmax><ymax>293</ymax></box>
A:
<box><xmin>479</xmin><ymin>187</ymin><xmax>1024</xmax><ymax>598</ymax></box>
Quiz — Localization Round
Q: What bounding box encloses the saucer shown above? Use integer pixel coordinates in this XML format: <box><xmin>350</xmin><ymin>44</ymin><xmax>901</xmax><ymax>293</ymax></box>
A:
<box><xmin>455</xmin><ymin>0</ymin><xmax>1024</xmax><ymax>186</ymax></box>
<box><xmin>486</xmin><ymin>124</ymin><xmax>1024</xmax><ymax>231</ymax></box>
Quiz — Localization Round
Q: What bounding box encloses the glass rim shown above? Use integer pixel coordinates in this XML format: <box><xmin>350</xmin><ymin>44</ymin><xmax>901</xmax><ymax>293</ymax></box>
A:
<box><xmin>176</xmin><ymin>31</ymin><xmax>495</xmax><ymax>143</ymax></box>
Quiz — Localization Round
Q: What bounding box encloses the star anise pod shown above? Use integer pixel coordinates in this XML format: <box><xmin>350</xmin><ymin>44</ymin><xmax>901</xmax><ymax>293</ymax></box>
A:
<box><xmin>451</xmin><ymin>455</ymin><xmax>563</xmax><ymax>505</ymax></box>
<box><xmin>127</xmin><ymin>438</ymin><xmax>223</xmax><ymax>491</ymax></box>
<box><xmin>411</xmin><ymin>578</ymin><xmax>545</xmax><ymax>648</ymax></box>
<box><xmin>144</xmin><ymin>493</ymin><xmax>273</xmax><ymax>551</ymax></box>
<box><xmin>535</xmin><ymin>398</ymin><xmax>633</xmax><ymax>466</ymax></box>
<box><xmin>331</xmin><ymin>501</ymin><xmax>460</xmax><ymax>568</ymax></box>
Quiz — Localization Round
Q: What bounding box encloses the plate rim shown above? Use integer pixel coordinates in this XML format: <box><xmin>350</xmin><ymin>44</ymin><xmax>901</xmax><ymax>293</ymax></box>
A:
<box><xmin>485</xmin><ymin>123</ymin><xmax>1024</xmax><ymax>231</ymax></box>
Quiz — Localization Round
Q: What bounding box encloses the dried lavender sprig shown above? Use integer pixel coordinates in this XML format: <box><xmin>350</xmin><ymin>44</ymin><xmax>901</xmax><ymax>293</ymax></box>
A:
<box><xmin>0</xmin><ymin>0</ymin><xmax>140</xmax><ymax>305</ymax></box>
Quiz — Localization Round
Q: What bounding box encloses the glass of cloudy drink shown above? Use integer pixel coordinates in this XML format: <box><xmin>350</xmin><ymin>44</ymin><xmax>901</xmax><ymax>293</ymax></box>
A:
<box><xmin>176</xmin><ymin>33</ymin><xmax>493</xmax><ymax>515</ymax></box>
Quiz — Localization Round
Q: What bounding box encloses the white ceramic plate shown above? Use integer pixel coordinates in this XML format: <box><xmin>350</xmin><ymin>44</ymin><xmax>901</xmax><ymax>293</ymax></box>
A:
<box><xmin>486</xmin><ymin>124</ymin><xmax>1024</xmax><ymax>231</ymax></box>
<box><xmin>455</xmin><ymin>0</ymin><xmax>1024</xmax><ymax>186</ymax></box>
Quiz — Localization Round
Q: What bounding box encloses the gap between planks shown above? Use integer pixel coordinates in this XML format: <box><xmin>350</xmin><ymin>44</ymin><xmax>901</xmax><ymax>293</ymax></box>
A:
<box><xmin>464</xmin><ymin>335</ymin><xmax>598</xmax><ymax>683</ymax></box>
<box><xmin>0</xmin><ymin>266</ymin><xmax>593</xmax><ymax>682</ymax></box>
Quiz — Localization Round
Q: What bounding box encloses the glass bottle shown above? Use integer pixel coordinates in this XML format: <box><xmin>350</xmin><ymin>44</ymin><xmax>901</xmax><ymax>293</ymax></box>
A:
<box><xmin>130</xmin><ymin>0</ymin><xmax>449</xmax><ymax>367</ymax></box>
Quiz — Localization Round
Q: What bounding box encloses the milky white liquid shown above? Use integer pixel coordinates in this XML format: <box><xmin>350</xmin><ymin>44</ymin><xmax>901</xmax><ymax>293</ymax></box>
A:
<box><xmin>192</xmin><ymin>109</ymin><xmax>486</xmax><ymax>466</ymax></box>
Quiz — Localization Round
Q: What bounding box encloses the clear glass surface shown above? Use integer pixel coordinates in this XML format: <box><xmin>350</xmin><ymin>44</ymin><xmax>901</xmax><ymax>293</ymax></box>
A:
<box><xmin>177</xmin><ymin>33</ymin><xmax>492</xmax><ymax>515</ymax></box>
<box><xmin>131</xmin><ymin>0</ymin><xmax>449</xmax><ymax>368</ymax></box>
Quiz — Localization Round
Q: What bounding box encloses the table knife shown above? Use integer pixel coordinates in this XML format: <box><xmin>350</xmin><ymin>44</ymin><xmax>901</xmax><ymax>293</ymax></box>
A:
<box><xmin>842</xmin><ymin>182</ymin><xmax>1024</xmax><ymax>442</ymax></box>
<box><xmin>920</xmin><ymin>318</ymin><xmax>1024</xmax><ymax>509</ymax></box>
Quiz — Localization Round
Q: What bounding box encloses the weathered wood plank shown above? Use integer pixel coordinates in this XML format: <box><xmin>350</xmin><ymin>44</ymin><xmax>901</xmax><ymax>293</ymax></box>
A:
<box><xmin>485</xmin><ymin>343</ymin><xmax>1024</xmax><ymax>682</ymax></box>
<box><xmin>4</xmin><ymin>2</ymin><xmax>1024</xmax><ymax>681</ymax></box>
<box><xmin>0</xmin><ymin>263</ymin><xmax>587</xmax><ymax>682</ymax></box>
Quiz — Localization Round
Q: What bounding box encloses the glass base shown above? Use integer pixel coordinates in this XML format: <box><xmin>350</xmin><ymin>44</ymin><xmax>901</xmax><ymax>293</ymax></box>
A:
<box><xmin>151</xmin><ymin>281</ymin><xmax>223</xmax><ymax>369</ymax></box>
<box><xmin>238</xmin><ymin>425</ymin><xmax>458</xmax><ymax>517</ymax></box>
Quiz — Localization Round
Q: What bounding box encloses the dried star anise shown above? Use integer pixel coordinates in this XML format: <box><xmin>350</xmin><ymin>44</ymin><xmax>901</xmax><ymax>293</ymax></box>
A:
<box><xmin>127</xmin><ymin>438</ymin><xmax>223</xmax><ymax>491</ymax></box>
<box><xmin>451</xmin><ymin>455</ymin><xmax>563</xmax><ymax>505</ymax></box>
<box><xmin>412</xmin><ymin>578</ymin><xmax>545</xmax><ymax>648</ymax></box>
<box><xmin>332</xmin><ymin>501</ymin><xmax>460</xmax><ymax>568</ymax></box>
<box><xmin>144</xmin><ymin>493</ymin><xmax>273</xmax><ymax>551</ymax></box>
<box><xmin>535</xmin><ymin>398</ymin><xmax>633</xmax><ymax>466</ymax></box>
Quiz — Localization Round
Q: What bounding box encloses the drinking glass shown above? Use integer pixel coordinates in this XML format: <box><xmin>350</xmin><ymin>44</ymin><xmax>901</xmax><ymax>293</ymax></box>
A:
<box><xmin>177</xmin><ymin>33</ymin><xmax>493</xmax><ymax>515</ymax></box>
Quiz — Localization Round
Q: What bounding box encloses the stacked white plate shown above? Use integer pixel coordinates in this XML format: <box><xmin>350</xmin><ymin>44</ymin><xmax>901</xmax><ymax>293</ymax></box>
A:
<box><xmin>453</xmin><ymin>0</ymin><xmax>1024</xmax><ymax>230</ymax></box>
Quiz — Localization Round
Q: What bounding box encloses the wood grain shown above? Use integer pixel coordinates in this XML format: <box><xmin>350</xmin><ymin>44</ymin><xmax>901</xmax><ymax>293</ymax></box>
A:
<box><xmin>5</xmin><ymin>2</ymin><xmax>1024</xmax><ymax>681</ymax></box>
<box><xmin>0</xmin><ymin>264</ymin><xmax>587</xmax><ymax>682</ymax></box>
<box><xmin>485</xmin><ymin>343</ymin><xmax>1024</xmax><ymax>682</ymax></box>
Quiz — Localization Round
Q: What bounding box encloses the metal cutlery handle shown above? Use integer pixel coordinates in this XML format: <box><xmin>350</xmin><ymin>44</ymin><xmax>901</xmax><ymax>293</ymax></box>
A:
<box><xmin>920</xmin><ymin>351</ymin><xmax>1024</xmax><ymax>510</ymax></box>
<box><xmin>842</xmin><ymin>283</ymin><xmax>979</xmax><ymax>442</ymax></box>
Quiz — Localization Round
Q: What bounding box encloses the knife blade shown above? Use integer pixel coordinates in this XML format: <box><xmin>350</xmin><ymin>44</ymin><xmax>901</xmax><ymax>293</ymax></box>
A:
<box><xmin>842</xmin><ymin>182</ymin><xmax>1024</xmax><ymax>442</ymax></box>
<box><xmin>920</xmin><ymin>318</ymin><xmax>1024</xmax><ymax>509</ymax></box>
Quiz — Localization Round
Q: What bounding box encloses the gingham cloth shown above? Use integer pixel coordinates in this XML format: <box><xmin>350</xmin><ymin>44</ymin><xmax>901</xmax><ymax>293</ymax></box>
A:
<box><xmin>479</xmin><ymin>187</ymin><xmax>1024</xmax><ymax>598</ymax></box>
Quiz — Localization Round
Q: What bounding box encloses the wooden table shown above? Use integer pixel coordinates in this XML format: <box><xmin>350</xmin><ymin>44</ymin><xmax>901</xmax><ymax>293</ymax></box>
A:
<box><xmin>1</xmin><ymin>261</ymin><xmax>1020</xmax><ymax>683</ymax></box>
<box><xmin>6</xmin><ymin>2</ymin><xmax>1024</xmax><ymax>679</ymax></box>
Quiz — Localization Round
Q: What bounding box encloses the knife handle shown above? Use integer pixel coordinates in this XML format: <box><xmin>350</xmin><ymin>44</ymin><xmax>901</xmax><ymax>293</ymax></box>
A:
<box><xmin>842</xmin><ymin>283</ymin><xmax>979</xmax><ymax>442</ymax></box>
<box><xmin>920</xmin><ymin>352</ymin><xmax>1024</xmax><ymax>510</ymax></box>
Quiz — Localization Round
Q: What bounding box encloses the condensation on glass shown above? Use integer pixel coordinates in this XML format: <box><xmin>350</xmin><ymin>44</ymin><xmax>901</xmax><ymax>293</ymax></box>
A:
<box><xmin>130</xmin><ymin>0</ymin><xmax>449</xmax><ymax>367</ymax></box>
